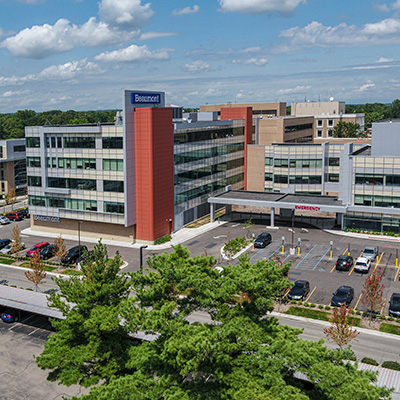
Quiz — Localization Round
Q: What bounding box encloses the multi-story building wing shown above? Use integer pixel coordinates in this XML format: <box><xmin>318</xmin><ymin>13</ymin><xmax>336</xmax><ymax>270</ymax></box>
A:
<box><xmin>0</xmin><ymin>139</ymin><xmax>26</xmax><ymax>196</ymax></box>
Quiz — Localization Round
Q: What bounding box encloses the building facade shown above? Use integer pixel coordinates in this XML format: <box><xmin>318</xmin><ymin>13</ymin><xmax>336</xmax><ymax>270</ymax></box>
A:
<box><xmin>199</xmin><ymin>102</ymin><xmax>287</xmax><ymax>118</ymax></box>
<box><xmin>0</xmin><ymin>139</ymin><xmax>26</xmax><ymax>196</ymax></box>
<box><xmin>26</xmin><ymin>91</ymin><xmax>251</xmax><ymax>243</ymax></box>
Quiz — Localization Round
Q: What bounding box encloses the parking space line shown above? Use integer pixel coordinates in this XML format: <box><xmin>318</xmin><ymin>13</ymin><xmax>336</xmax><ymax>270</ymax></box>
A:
<box><xmin>28</xmin><ymin>328</ymin><xmax>40</xmax><ymax>336</ymax></box>
<box><xmin>305</xmin><ymin>286</ymin><xmax>316</xmax><ymax>303</ymax></box>
<box><xmin>380</xmin><ymin>298</ymin><xmax>386</xmax><ymax>315</ymax></box>
<box><xmin>342</xmin><ymin>248</ymin><xmax>348</xmax><ymax>256</ymax></box>
<box><xmin>354</xmin><ymin>294</ymin><xmax>362</xmax><ymax>311</ymax></box>
<box><xmin>312</xmin><ymin>248</ymin><xmax>331</xmax><ymax>271</ymax></box>
<box><xmin>267</xmin><ymin>243</ymin><xmax>287</xmax><ymax>260</ymax></box>
<box><xmin>330</xmin><ymin>264</ymin><xmax>336</xmax><ymax>273</ymax></box>
<box><xmin>377</xmin><ymin>252</ymin><xmax>384</xmax><ymax>266</ymax></box>
<box><xmin>20</xmin><ymin>314</ymin><xmax>37</xmax><ymax>324</ymax></box>
<box><xmin>282</xmin><ymin>288</ymin><xmax>290</xmax><ymax>299</ymax></box>
<box><xmin>394</xmin><ymin>265</ymin><xmax>400</xmax><ymax>281</ymax></box>
<box><xmin>348</xmin><ymin>265</ymin><xmax>355</xmax><ymax>276</ymax></box>
<box><xmin>295</xmin><ymin>245</ymin><xmax>317</xmax><ymax>269</ymax></box>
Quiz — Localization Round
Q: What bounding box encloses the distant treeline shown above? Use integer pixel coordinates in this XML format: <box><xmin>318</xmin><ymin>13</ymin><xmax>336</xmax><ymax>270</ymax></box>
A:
<box><xmin>0</xmin><ymin>109</ymin><xmax>119</xmax><ymax>140</ymax></box>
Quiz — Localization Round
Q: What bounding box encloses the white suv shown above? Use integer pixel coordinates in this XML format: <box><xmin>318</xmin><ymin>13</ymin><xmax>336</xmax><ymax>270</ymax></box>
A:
<box><xmin>354</xmin><ymin>257</ymin><xmax>371</xmax><ymax>273</ymax></box>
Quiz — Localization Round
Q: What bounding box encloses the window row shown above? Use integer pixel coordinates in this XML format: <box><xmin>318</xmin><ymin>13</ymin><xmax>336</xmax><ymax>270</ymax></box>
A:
<box><xmin>274</xmin><ymin>158</ymin><xmax>322</xmax><ymax>168</ymax></box>
<box><xmin>47</xmin><ymin>157</ymin><xmax>96</xmax><ymax>170</ymax></box>
<box><xmin>273</xmin><ymin>175</ymin><xmax>322</xmax><ymax>184</ymax></box>
<box><xmin>174</xmin><ymin>126</ymin><xmax>245</xmax><ymax>145</ymax></box>
<box><xmin>174</xmin><ymin>143</ymin><xmax>244</xmax><ymax>165</ymax></box>
<box><xmin>354</xmin><ymin>194</ymin><xmax>400</xmax><ymax>209</ymax></box>
<box><xmin>284</xmin><ymin>123</ymin><xmax>313</xmax><ymax>133</ymax></box>
<box><xmin>27</xmin><ymin>136</ymin><xmax>124</xmax><ymax>150</ymax></box>
<box><xmin>355</xmin><ymin>173</ymin><xmax>400</xmax><ymax>187</ymax></box>
<box><xmin>47</xmin><ymin>177</ymin><xmax>123</xmax><ymax>192</ymax></box>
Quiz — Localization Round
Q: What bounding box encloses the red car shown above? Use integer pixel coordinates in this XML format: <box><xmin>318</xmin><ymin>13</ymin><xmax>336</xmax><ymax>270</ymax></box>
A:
<box><xmin>26</xmin><ymin>242</ymin><xmax>50</xmax><ymax>257</ymax></box>
<box><xmin>5</xmin><ymin>212</ymin><xmax>23</xmax><ymax>221</ymax></box>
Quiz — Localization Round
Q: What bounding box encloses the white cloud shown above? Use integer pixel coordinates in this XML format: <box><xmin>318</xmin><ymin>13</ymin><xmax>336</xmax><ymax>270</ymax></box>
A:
<box><xmin>278</xmin><ymin>85</ymin><xmax>311</xmax><ymax>94</ymax></box>
<box><xmin>374</xmin><ymin>3</ymin><xmax>390</xmax><ymax>12</ymax></box>
<box><xmin>204</xmin><ymin>88</ymin><xmax>221</xmax><ymax>96</ymax></box>
<box><xmin>279</xmin><ymin>18</ymin><xmax>400</xmax><ymax>51</ymax></box>
<box><xmin>182</xmin><ymin>60</ymin><xmax>210</xmax><ymax>72</ymax></box>
<box><xmin>232</xmin><ymin>57</ymin><xmax>268</xmax><ymax>66</ymax></box>
<box><xmin>0</xmin><ymin>90</ymin><xmax>30</xmax><ymax>98</ymax></box>
<box><xmin>94</xmin><ymin>44</ymin><xmax>171</xmax><ymax>62</ymax></box>
<box><xmin>218</xmin><ymin>0</ymin><xmax>306</xmax><ymax>15</ymax></box>
<box><xmin>98</xmin><ymin>0</ymin><xmax>154</xmax><ymax>30</ymax></box>
<box><xmin>393</xmin><ymin>0</ymin><xmax>400</xmax><ymax>10</ymax></box>
<box><xmin>240</xmin><ymin>46</ymin><xmax>262</xmax><ymax>53</ymax></box>
<box><xmin>377</xmin><ymin>56</ymin><xmax>393</xmax><ymax>62</ymax></box>
<box><xmin>140</xmin><ymin>31</ymin><xmax>177</xmax><ymax>40</ymax></box>
<box><xmin>358</xmin><ymin>83</ymin><xmax>376</xmax><ymax>91</ymax></box>
<box><xmin>172</xmin><ymin>5</ymin><xmax>200</xmax><ymax>16</ymax></box>
<box><xmin>0</xmin><ymin>59</ymin><xmax>101</xmax><ymax>86</ymax></box>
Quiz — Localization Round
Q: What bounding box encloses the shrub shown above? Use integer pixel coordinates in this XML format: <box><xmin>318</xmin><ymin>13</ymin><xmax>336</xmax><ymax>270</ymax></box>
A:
<box><xmin>297</xmin><ymin>301</ymin><xmax>303</xmax><ymax>306</ymax></box>
<box><xmin>380</xmin><ymin>315</ymin><xmax>386</xmax><ymax>320</ymax></box>
<box><xmin>291</xmin><ymin>300</ymin><xmax>297</xmax><ymax>304</ymax></box>
<box><xmin>223</xmin><ymin>237</ymin><xmax>249</xmax><ymax>257</ymax></box>
<box><xmin>154</xmin><ymin>234</ymin><xmax>172</xmax><ymax>245</ymax></box>
<box><xmin>388</xmin><ymin>317</ymin><xmax>394</xmax><ymax>321</ymax></box>
<box><xmin>318</xmin><ymin>304</ymin><xmax>324</xmax><ymax>309</ymax></box>
<box><xmin>397</xmin><ymin>319</ymin><xmax>400</xmax><ymax>324</ymax></box>
<box><xmin>381</xmin><ymin>361</ymin><xmax>400</xmax><ymax>371</ymax></box>
<box><xmin>356</xmin><ymin>311</ymin><xmax>361</xmax><ymax>316</ymax></box>
<box><xmin>361</xmin><ymin>357</ymin><xmax>379</xmax><ymax>366</ymax></box>
<box><xmin>325</xmin><ymin>306</ymin><xmax>330</xmax><ymax>311</ymax></box>
<box><xmin>363</xmin><ymin>311</ymin><xmax>368</xmax><ymax>318</ymax></box>
<box><xmin>310</xmin><ymin>303</ymin><xmax>316</xmax><ymax>308</ymax></box>
<box><xmin>304</xmin><ymin>302</ymin><xmax>309</xmax><ymax>307</ymax></box>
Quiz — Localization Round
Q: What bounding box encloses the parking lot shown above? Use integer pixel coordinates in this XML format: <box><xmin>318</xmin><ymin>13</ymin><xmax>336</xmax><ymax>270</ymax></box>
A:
<box><xmin>248</xmin><ymin>229</ymin><xmax>400</xmax><ymax>315</ymax></box>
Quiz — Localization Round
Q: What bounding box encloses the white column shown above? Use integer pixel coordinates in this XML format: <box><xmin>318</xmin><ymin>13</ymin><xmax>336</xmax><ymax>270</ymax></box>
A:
<box><xmin>270</xmin><ymin>207</ymin><xmax>275</xmax><ymax>227</ymax></box>
<box><xmin>210</xmin><ymin>203</ymin><xmax>215</xmax><ymax>222</ymax></box>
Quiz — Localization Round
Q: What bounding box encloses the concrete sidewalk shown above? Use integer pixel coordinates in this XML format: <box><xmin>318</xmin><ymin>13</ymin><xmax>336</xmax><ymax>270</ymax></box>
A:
<box><xmin>325</xmin><ymin>229</ymin><xmax>400</xmax><ymax>243</ymax></box>
<box><xmin>22</xmin><ymin>220</ymin><xmax>228</xmax><ymax>250</ymax></box>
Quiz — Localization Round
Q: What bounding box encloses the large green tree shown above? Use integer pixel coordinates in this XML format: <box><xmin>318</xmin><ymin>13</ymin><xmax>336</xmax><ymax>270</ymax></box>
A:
<box><xmin>332</xmin><ymin>121</ymin><xmax>361</xmax><ymax>138</ymax></box>
<box><xmin>35</xmin><ymin>241</ymin><xmax>134</xmax><ymax>388</ymax></box>
<box><xmin>67</xmin><ymin>245</ymin><xmax>391</xmax><ymax>400</ymax></box>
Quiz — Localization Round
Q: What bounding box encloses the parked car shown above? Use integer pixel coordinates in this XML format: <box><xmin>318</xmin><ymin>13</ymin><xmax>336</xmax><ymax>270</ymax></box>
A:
<box><xmin>26</xmin><ymin>241</ymin><xmax>50</xmax><ymax>257</ymax></box>
<box><xmin>287</xmin><ymin>280</ymin><xmax>310</xmax><ymax>300</ymax></box>
<box><xmin>40</xmin><ymin>244</ymin><xmax>56</xmax><ymax>260</ymax></box>
<box><xmin>362</xmin><ymin>246</ymin><xmax>378</xmax><ymax>261</ymax></box>
<box><xmin>254</xmin><ymin>232</ymin><xmax>272</xmax><ymax>248</ymax></box>
<box><xmin>5</xmin><ymin>212</ymin><xmax>23</xmax><ymax>221</ymax></box>
<box><xmin>354</xmin><ymin>257</ymin><xmax>371</xmax><ymax>273</ymax></box>
<box><xmin>1</xmin><ymin>308</ymin><xmax>19</xmax><ymax>323</ymax></box>
<box><xmin>76</xmin><ymin>250</ymin><xmax>94</xmax><ymax>268</ymax></box>
<box><xmin>389</xmin><ymin>293</ymin><xmax>400</xmax><ymax>318</ymax></box>
<box><xmin>335</xmin><ymin>255</ymin><xmax>353</xmax><ymax>271</ymax></box>
<box><xmin>19</xmin><ymin>208</ymin><xmax>30</xmax><ymax>219</ymax></box>
<box><xmin>331</xmin><ymin>285</ymin><xmax>354</xmax><ymax>307</ymax></box>
<box><xmin>0</xmin><ymin>241</ymin><xmax>25</xmax><ymax>254</ymax></box>
<box><xmin>0</xmin><ymin>216</ymin><xmax>10</xmax><ymax>225</ymax></box>
<box><xmin>61</xmin><ymin>245</ymin><xmax>88</xmax><ymax>265</ymax></box>
<box><xmin>0</xmin><ymin>238</ymin><xmax>11</xmax><ymax>250</ymax></box>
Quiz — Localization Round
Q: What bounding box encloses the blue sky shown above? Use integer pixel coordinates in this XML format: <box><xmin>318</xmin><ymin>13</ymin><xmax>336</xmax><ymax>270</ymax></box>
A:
<box><xmin>1</xmin><ymin>0</ymin><xmax>400</xmax><ymax>112</ymax></box>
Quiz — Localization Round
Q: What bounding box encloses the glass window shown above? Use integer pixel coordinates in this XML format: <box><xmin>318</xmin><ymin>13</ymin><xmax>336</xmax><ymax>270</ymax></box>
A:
<box><xmin>328</xmin><ymin>119</ymin><xmax>333</xmax><ymax>127</ymax></box>
<box><xmin>13</xmin><ymin>145</ymin><xmax>25</xmax><ymax>153</ymax></box>
<box><xmin>274</xmin><ymin>159</ymin><xmax>288</xmax><ymax>168</ymax></box>
<box><xmin>104</xmin><ymin>201</ymin><xmax>124</xmax><ymax>214</ymax></box>
<box><xmin>265</xmin><ymin>173</ymin><xmax>273</xmax><ymax>181</ymax></box>
<box><xmin>317</xmin><ymin>120</ymin><xmax>323</xmax><ymax>127</ymax></box>
<box><xmin>103</xmin><ymin>137</ymin><xmax>123</xmax><ymax>149</ymax></box>
<box><xmin>64</xmin><ymin>137</ymin><xmax>95</xmax><ymax>149</ymax></box>
<box><xmin>328</xmin><ymin>158</ymin><xmax>340</xmax><ymax>166</ymax></box>
<box><xmin>51</xmin><ymin>157</ymin><xmax>57</xmax><ymax>168</ymax></box>
<box><xmin>28</xmin><ymin>195</ymin><xmax>46</xmax><ymax>206</ymax></box>
<box><xmin>317</xmin><ymin>130</ymin><xmax>322</xmax><ymax>137</ymax></box>
<box><xmin>103</xmin><ymin>180</ymin><xmax>124</xmax><ymax>192</ymax></box>
<box><xmin>51</xmin><ymin>137</ymin><xmax>56</xmax><ymax>148</ymax></box>
<box><xmin>27</xmin><ymin>156</ymin><xmax>41</xmax><ymax>168</ymax></box>
<box><xmin>48</xmin><ymin>177</ymin><xmax>96</xmax><ymax>191</ymax></box>
<box><xmin>328</xmin><ymin>130</ymin><xmax>333</xmax><ymax>137</ymax></box>
<box><xmin>27</xmin><ymin>176</ymin><xmax>41</xmax><ymax>187</ymax></box>
<box><xmin>103</xmin><ymin>159</ymin><xmax>123</xmax><ymax>171</ymax></box>
<box><xmin>328</xmin><ymin>174</ymin><xmax>339</xmax><ymax>182</ymax></box>
<box><xmin>274</xmin><ymin>175</ymin><xmax>288</xmax><ymax>184</ymax></box>
<box><xmin>265</xmin><ymin>157</ymin><xmax>273</xmax><ymax>166</ymax></box>
<box><xmin>26</xmin><ymin>137</ymin><xmax>40</xmax><ymax>148</ymax></box>
<box><xmin>57</xmin><ymin>137</ymin><xmax>62</xmax><ymax>148</ymax></box>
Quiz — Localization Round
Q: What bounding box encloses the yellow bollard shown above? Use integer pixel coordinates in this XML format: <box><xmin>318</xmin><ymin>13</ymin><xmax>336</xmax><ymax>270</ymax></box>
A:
<box><xmin>253</xmin><ymin>243</ymin><xmax>254</xmax><ymax>250</ymax></box>
<box><xmin>376</xmin><ymin>255</ymin><xmax>379</xmax><ymax>264</ymax></box>
<box><xmin>298</xmin><ymin>246</ymin><xmax>300</xmax><ymax>255</ymax></box>
<box><xmin>282</xmin><ymin>245</ymin><xmax>284</xmax><ymax>254</ymax></box>
<box><xmin>396</xmin><ymin>258</ymin><xmax>398</xmax><ymax>267</ymax></box>
<box><xmin>330</xmin><ymin>250</ymin><xmax>332</xmax><ymax>260</ymax></box>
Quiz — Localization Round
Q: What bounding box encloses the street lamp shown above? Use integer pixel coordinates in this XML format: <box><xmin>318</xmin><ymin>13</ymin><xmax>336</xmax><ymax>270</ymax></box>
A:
<box><xmin>78</xmin><ymin>221</ymin><xmax>83</xmax><ymax>258</ymax></box>
<box><xmin>140</xmin><ymin>245</ymin><xmax>148</xmax><ymax>273</ymax></box>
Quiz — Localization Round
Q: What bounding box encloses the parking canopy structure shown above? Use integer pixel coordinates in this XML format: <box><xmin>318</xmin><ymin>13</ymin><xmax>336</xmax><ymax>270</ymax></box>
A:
<box><xmin>208</xmin><ymin>190</ymin><xmax>348</xmax><ymax>227</ymax></box>
<box><xmin>0</xmin><ymin>285</ymin><xmax>63</xmax><ymax>319</ymax></box>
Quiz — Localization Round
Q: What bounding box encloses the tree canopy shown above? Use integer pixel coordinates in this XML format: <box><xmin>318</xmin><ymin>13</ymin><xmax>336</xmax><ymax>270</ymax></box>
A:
<box><xmin>38</xmin><ymin>244</ymin><xmax>392</xmax><ymax>400</ymax></box>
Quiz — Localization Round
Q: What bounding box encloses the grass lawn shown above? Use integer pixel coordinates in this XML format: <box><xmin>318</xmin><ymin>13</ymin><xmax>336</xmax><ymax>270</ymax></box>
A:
<box><xmin>19</xmin><ymin>261</ymin><xmax>57</xmax><ymax>272</ymax></box>
<box><xmin>63</xmin><ymin>269</ymin><xmax>83</xmax><ymax>276</ymax></box>
<box><xmin>380</xmin><ymin>323</ymin><xmax>400</xmax><ymax>336</ymax></box>
<box><xmin>0</xmin><ymin>257</ymin><xmax>15</xmax><ymax>265</ymax></box>
<box><xmin>285</xmin><ymin>306</ymin><xmax>361</xmax><ymax>327</ymax></box>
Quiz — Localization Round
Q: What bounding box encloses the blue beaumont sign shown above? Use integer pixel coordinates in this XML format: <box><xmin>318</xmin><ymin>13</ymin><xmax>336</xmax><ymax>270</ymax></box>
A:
<box><xmin>131</xmin><ymin>92</ymin><xmax>161</xmax><ymax>104</ymax></box>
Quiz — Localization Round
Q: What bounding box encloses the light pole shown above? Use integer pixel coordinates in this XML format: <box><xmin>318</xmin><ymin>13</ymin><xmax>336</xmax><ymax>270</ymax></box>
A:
<box><xmin>78</xmin><ymin>221</ymin><xmax>83</xmax><ymax>258</ymax></box>
<box><xmin>291</xmin><ymin>210</ymin><xmax>295</xmax><ymax>249</ymax></box>
<box><xmin>140</xmin><ymin>245</ymin><xmax>148</xmax><ymax>273</ymax></box>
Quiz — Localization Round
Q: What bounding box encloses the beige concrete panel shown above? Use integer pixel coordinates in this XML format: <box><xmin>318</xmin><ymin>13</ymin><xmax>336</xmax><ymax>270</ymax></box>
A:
<box><xmin>246</xmin><ymin>146</ymin><xmax>265</xmax><ymax>192</ymax></box>
<box><xmin>3</xmin><ymin>161</ymin><xmax>14</xmax><ymax>193</ymax></box>
<box><xmin>31</xmin><ymin>218</ymin><xmax>134</xmax><ymax>242</ymax></box>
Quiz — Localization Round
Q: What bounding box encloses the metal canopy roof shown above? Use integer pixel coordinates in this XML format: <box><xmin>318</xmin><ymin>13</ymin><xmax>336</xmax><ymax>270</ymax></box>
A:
<box><xmin>0</xmin><ymin>286</ymin><xmax>64</xmax><ymax>319</ymax></box>
<box><xmin>208</xmin><ymin>190</ymin><xmax>347</xmax><ymax>213</ymax></box>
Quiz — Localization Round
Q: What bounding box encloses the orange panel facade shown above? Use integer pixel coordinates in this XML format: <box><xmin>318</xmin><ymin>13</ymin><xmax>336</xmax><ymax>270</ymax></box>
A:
<box><xmin>220</xmin><ymin>107</ymin><xmax>253</xmax><ymax>189</ymax></box>
<box><xmin>134</xmin><ymin>107</ymin><xmax>174</xmax><ymax>241</ymax></box>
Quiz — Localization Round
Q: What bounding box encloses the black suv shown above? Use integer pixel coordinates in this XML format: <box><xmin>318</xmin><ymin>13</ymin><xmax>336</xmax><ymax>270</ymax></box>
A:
<box><xmin>389</xmin><ymin>293</ymin><xmax>400</xmax><ymax>318</ymax></box>
<box><xmin>331</xmin><ymin>285</ymin><xmax>354</xmax><ymax>307</ymax></box>
<box><xmin>0</xmin><ymin>239</ymin><xmax>11</xmax><ymax>250</ymax></box>
<box><xmin>61</xmin><ymin>245</ymin><xmax>88</xmax><ymax>265</ymax></box>
<box><xmin>335</xmin><ymin>255</ymin><xmax>353</xmax><ymax>271</ymax></box>
<box><xmin>40</xmin><ymin>244</ymin><xmax>56</xmax><ymax>260</ymax></box>
<box><xmin>287</xmin><ymin>280</ymin><xmax>310</xmax><ymax>301</ymax></box>
<box><xmin>254</xmin><ymin>232</ymin><xmax>272</xmax><ymax>248</ymax></box>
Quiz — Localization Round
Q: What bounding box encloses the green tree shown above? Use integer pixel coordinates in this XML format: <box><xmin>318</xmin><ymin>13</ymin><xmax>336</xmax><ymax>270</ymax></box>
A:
<box><xmin>75</xmin><ymin>245</ymin><xmax>391</xmax><ymax>400</ymax></box>
<box><xmin>332</xmin><ymin>121</ymin><xmax>361</xmax><ymax>138</ymax></box>
<box><xmin>324</xmin><ymin>305</ymin><xmax>359</xmax><ymax>349</ymax></box>
<box><xmin>35</xmin><ymin>240</ymin><xmax>134</xmax><ymax>388</ymax></box>
<box><xmin>25</xmin><ymin>252</ymin><xmax>46</xmax><ymax>292</ymax></box>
